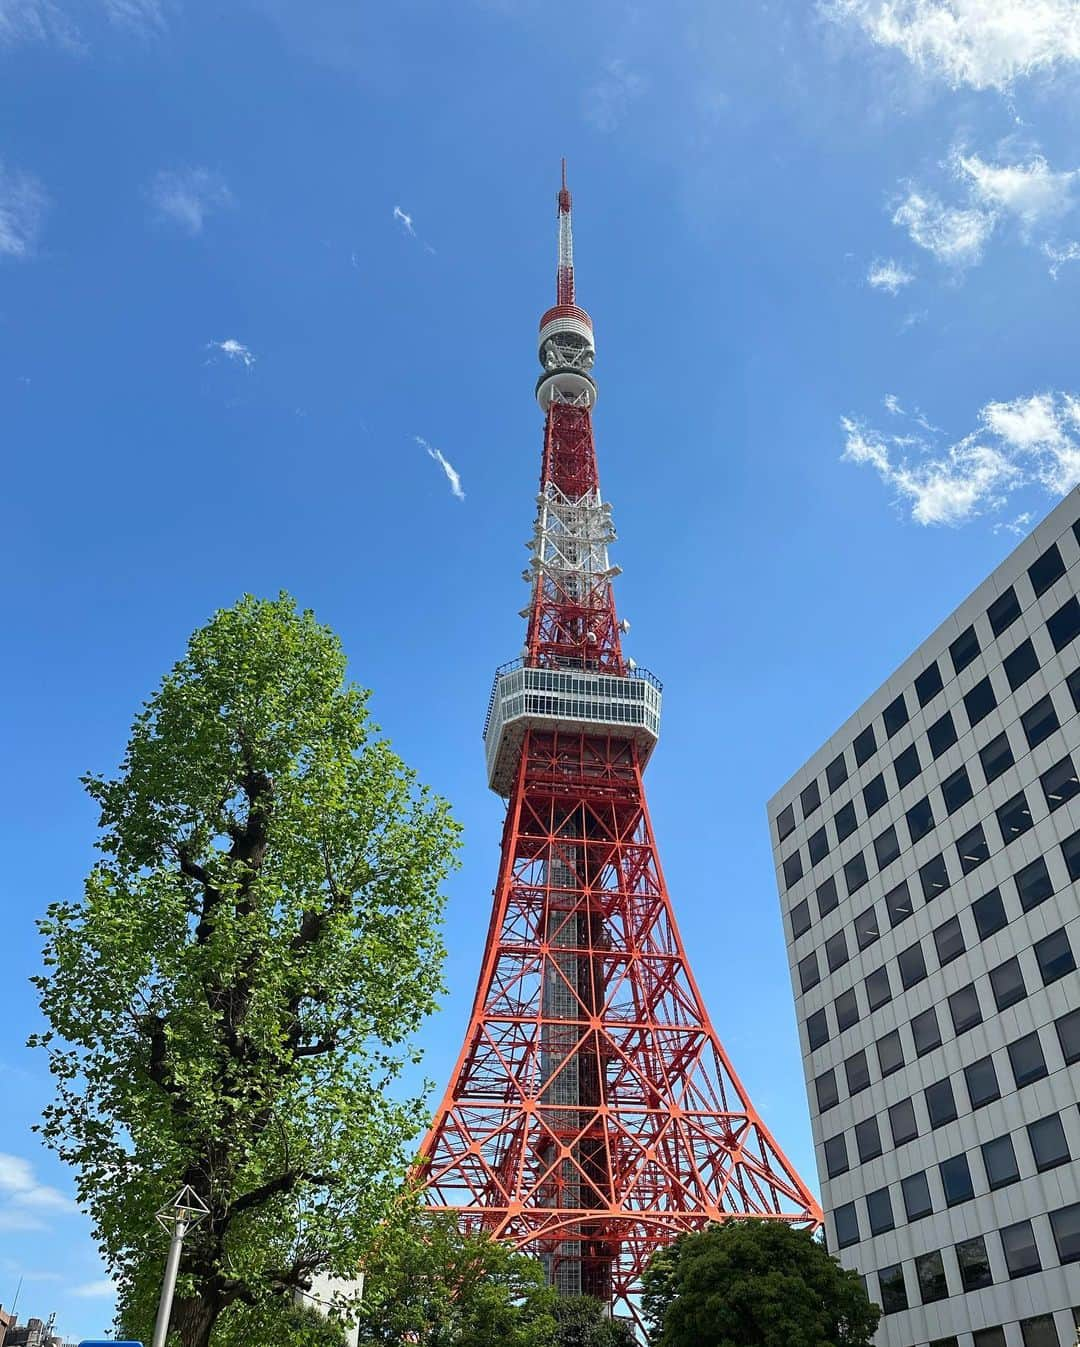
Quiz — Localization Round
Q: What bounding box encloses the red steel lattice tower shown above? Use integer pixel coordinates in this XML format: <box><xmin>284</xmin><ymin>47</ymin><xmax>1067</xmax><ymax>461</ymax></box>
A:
<box><xmin>419</xmin><ymin>165</ymin><xmax>822</xmax><ymax>1328</ymax></box>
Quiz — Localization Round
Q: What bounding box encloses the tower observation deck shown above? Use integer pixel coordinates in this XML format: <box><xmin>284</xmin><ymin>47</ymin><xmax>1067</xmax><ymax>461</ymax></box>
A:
<box><xmin>418</xmin><ymin>165</ymin><xmax>821</xmax><ymax>1331</ymax></box>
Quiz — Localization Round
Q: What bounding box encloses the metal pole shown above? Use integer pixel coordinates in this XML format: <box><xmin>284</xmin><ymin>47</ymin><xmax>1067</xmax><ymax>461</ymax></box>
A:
<box><xmin>151</xmin><ymin>1212</ymin><xmax>189</xmax><ymax>1347</ymax></box>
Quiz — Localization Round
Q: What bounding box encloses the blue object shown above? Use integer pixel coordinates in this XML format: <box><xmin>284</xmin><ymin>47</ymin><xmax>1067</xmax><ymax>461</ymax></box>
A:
<box><xmin>79</xmin><ymin>1341</ymin><xmax>143</xmax><ymax>1346</ymax></box>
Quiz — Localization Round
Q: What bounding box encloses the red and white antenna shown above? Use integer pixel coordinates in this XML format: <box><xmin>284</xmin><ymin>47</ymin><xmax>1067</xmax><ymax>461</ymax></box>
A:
<box><xmin>556</xmin><ymin>156</ymin><xmax>574</xmax><ymax>305</ymax></box>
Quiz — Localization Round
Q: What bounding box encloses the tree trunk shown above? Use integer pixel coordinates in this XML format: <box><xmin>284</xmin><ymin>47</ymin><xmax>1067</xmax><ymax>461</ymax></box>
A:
<box><xmin>171</xmin><ymin>1295</ymin><xmax>218</xmax><ymax>1347</ymax></box>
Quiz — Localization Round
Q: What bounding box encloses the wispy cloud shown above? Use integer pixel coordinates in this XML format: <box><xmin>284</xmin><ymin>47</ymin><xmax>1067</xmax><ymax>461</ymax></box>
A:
<box><xmin>842</xmin><ymin>391</ymin><xmax>1080</xmax><ymax>524</ymax></box>
<box><xmin>892</xmin><ymin>188</ymin><xmax>996</xmax><ymax>266</ymax></box>
<box><xmin>148</xmin><ymin>167</ymin><xmax>232</xmax><ymax>236</ymax></box>
<box><xmin>867</xmin><ymin>258</ymin><xmax>915</xmax><ymax>293</ymax></box>
<box><xmin>583</xmin><ymin>59</ymin><xmax>645</xmax><ymax>133</ymax></box>
<box><xmin>72</xmin><ymin>1278</ymin><xmax>116</xmax><ymax>1297</ymax></box>
<box><xmin>825</xmin><ymin>0</ymin><xmax>1080</xmax><ymax>92</ymax></box>
<box><xmin>207</xmin><ymin>338</ymin><xmax>255</xmax><ymax>369</ymax></box>
<box><xmin>1045</xmin><ymin>239</ymin><xmax>1080</xmax><ymax>276</ymax></box>
<box><xmin>393</xmin><ymin>205</ymin><xmax>416</xmax><ymax>237</ymax></box>
<box><xmin>0</xmin><ymin>160</ymin><xmax>47</xmax><ymax>259</ymax></box>
<box><xmin>416</xmin><ymin>436</ymin><xmax>464</xmax><ymax>501</ymax></box>
<box><xmin>0</xmin><ymin>0</ymin><xmax>164</xmax><ymax>44</ymax></box>
<box><xmin>101</xmin><ymin>0</ymin><xmax>165</xmax><ymax>34</ymax></box>
<box><xmin>955</xmin><ymin>150</ymin><xmax>1077</xmax><ymax>231</ymax></box>
<box><xmin>0</xmin><ymin>1152</ymin><xmax>75</xmax><ymax>1216</ymax></box>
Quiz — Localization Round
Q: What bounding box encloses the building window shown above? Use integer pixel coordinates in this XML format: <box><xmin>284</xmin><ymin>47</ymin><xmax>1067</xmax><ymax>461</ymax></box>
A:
<box><xmin>1063</xmin><ymin>828</ymin><xmax>1080</xmax><ymax>882</ymax></box>
<box><xmin>928</xmin><ymin>710</ymin><xmax>959</xmax><ymax>758</ymax></box>
<box><xmin>1048</xmin><ymin>595</ymin><xmax>1080</xmax><ymax>652</ymax></box>
<box><xmin>806</xmin><ymin>1008</ymin><xmax>829</xmax><ymax>1050</ymax></box>
<box><xmin>933</xmin><ymin>914</ymin><xmax>966</xmax><ymax>965</ymax></box>
<box><xmin>815</xmin><ymin>1068</ymin><xmax>839</xmax><ymax>1112</ymax></box>
<box><xmin>941</xmin><ymin>764</ymin><xmax>974</xmax><ymax>814</ymax></box>
<box><xmin>1004</xmin><ymin>636</ymin><xmax>1041</xmax><ymax>690</ymax></box>
<box><xmin>877</xmin><ymin>1029</ymin><xmax>904</xmax><ymax>1077</ymax></box>
<box><xmin>1008</xmin><ymin>1031</ymin><xmax>1048</xmax><ymax>1087</ymax></box>
<box><xmin>867</xmin><ymin>1186</ymin><xmax>894</xmax><ymax>1235</ymax></box>
<box><xmin>926</xmin><ymin>1078</ymin><xmax>958</xmax><ymax>1128</ymax></box>
<box><xmin>808</xmin><ymin>824</ymin><xmax>830</xmax><ymax>865</ymax></box>
<box><xmin>844</xmin><ymin>851</ymin><xmax>868</xmax><ymax>895</ymax></box>
<box><xmin>940</xmin><ymin>1152</ymin><xmax>974</xmax><ymax>1206</ymax></box>
<box><xmin>816</xmin><ymin>875</ymin><xmax>839</xmax><ymax>917</ymax></box>
<box><xmin>932</xmin><ymin>1338</ymin><xmax>960</xmax><ymax>1347</ymax></box>
<box><xmin>889</xmin><ymin>1097</ymin><xmax>918</xmax><ymax>1146</ymax></box>
<box><xmin>1056</xmin><ymin>1007</ymin><xmax>1080</xmax><ymax>1065</ymax></box>
<box><xmin>957</xmin><ymin>822</ymin><xmax>990</xmax><ymax>874</ymax></box>
<box><xmin>800</xmin><ymin>780</ymin><xmax>821</xmax><ymax>820</ymax></box>
<box><xmin>988</xmin><ymin>585</ymin><xmax>1022</xmax><ymax>636</ymax></box>
<box><xmin>916</xmin><ymin>661</ymin><xmax>944</xmax><ymax>707</ymax></box>
<box><xmin>863</xmin><ymin>771</ymin><xmax>888</xmax><ymax>816</ymax></box>
<box><xmin>1041</xmin><ymin>755</ymin><xmax>1080</xmax><ymax>812</ymax></box>
<box><xmin>964</xmin><ymin>675</ymin><xmax>997</xmax><ymax>728</ymax></box>
<box><xmin>956</xmin><ymin>1235</ymin><xmax>993</xmax><ymax>1292</ymax></box>
<box><xmin>973</xmin><ymin>887</ymin><xmax>1008</xmax><ymax>938</ymax></box>
<box><xmin>798</xmin><ymin>952</ymin><xmax>819</xmax><ymax>993</ymax></box>
<box><xmin>826</xmin><ymin>751</ymin><xmax>848</xmax><ymax>792</ymax></box>
<box><xmin>949</xmin><ymin>982</ymin><xmax>982</xmax><ymax>1033</ymax></box>
<box><xmin>845</xmin><ymin>1049</ymin><xmax>871</xmax><ymax>1095</ymax></box>
<box><xmin>884</xmin><ymin>691</ymin><xmax>909</xmax><ymax>738</ymax></box>
<box><xmin>835</xmin><ymin>799</ymin><xmax>857</xmax><ymax>841</ymax></box>
<box><xmin>895</xmin><ymin>742</ymin><xmax>922</xmax><ymax>789</ymax></box>
<box><xmin>1001</xmin><ymin>1219</ymin><xmax>1042</xmax><ymax>1277</ymax></box>
<box><xmin>989</xmin><ymin>956</ymin><xmax>1027</xmax><ymax>1011</ymax></box>
<box><xmin>825</xmin><ymin>929</ymin><xmax>849</xmax><ymax>973</ymax></box>
<box><xmin>1034</xmin><ymin>927</ymin><xmax>1076</xmax><ymax>984</ymax></box>
<box><xmin>1022</xmin><ymin>695</ymin><xmax>1060</xmax><ymax>749</ymax></box>
<box><xmin>865</xmin><ymin>965</ymin><xmax>892</xmax><ymax>1011</ymax></box>
<box><xmin>776</xmin><ymin>804</ymin><xmax>796</xmax><ymax>842</ymax></box>
<box><xmin>964</xmin><ymin>1055</ymin><xmax>1001</xmax><ymax>1109</ymax></box>
<box><xmin>834</xmin><ymin>1200</ymin><xmax>859</xmax><ymax>1249</ymax></box>
<box><xmin>856</xmin><ymin>1115</ymin><xmax>883</xmax><ymax>1163</ymax></box>
<box><xmin>1016</xmin><ymin>856</ymin><xmax>1053</xmax><ymax>912</ymax></box>
<box><xmin>980</xmin><ymin>730</ymin><xmax>1015</xmax><ymax>783</ymax></box>
<box><xmin>919</xmin><ymin>853</ymin><xmax>950</xmax><ymax>900</ymax></box>
<box><xmin>854</xmin><ymin>724</ymin><xmax>877</xmax><ymax>766</ymax></box>
<box><xmin>783</xmin><ymin>851</ymin><xmax>804</xmax><ymax>888</ymax></box>
<box><xmin>898</xmin><ymin>940</ymin><xmax>927</xmax><ymax>989</ymax></box>
<box><xmin>902</xmin><ymin>1170</ymin><xmax>932</xmax><ymax>1220</ymax></box>
<box><xmin>835</xmin><ymin>987</ymin><xmax>860</xmax><ymax>1031</ymax></box>
<box><xmin>824</xmin><ymin>1133</ymin><xmax>848</xmax><ymax>1178</ymax></box>
<box><xmin>982</xmin><ymin>1135</ymin><xmax>1020</xmax><ymax>1191</ymax></box>
<box><xmin>873</xmin><ymin>824</ymin><xmax>901</xmax><ymax>870</ymax></box>
<box><xmin>1050</xmin><ymin>1201</ymin><xmax>1080</xmax><ymax>1264</ymax></box>
<box><xmin>973</xmin><ymin>1330</ymin><xmax>1007</xmax><ymax>1347</ymax></box>
<box><xmin>878</xmin><ymin>1263</ymin><xmax>908</xmax><ymax>1315</ymax></box>
<box><xmin>996</xmin><ymin>790</ymin><xmax>1034</xmax><ymax>844</ymax></box>
<box><xmin>790</xmin><ymin>898</ymin><xmax>812</xmax><ymax>939</ymax></box>
<box><xmin>885</xmin><ymin>880</ymin><xmax>914</xmax><ymax>928</ymax></box>
<box><xmin>950</xmin><ymin>624</ymin><xmax>981</xmax><ymax>674</ymax></box>
<box><xmin>1029</xmin><ymin>541</ymin><xmax>1066</xmax><ymax>596</ymax></box>
<box><xmin>1028</xmin><ymin>1114</ymin><xmax>1070</xmax><ymax>1172</ymax></box>
<box><xmin>854</xmin><ymin>905</ymin><xmax>880</xmax><ymax>950</ymax></box>
<box><xmin>915</xmin><ymin>1250</ymin><xmax>949</xmax><ymax>1304</ymax></box>
<box><xmin>1020</xmin><ymin>1317</ymin><xmax>1059</xmax><ymax>1347</ymax></box>
<box><xmin>911</xmin><ymin>1006</ymin><xmax>942</xmax><ymax>1056</ymax></box>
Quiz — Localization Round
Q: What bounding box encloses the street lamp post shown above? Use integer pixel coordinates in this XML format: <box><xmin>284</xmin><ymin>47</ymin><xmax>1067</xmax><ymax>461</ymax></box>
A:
<box><xmin>151</xmin><ymin>1186</ymin><xmax>210</xmax><ymax>1347</ymax></box>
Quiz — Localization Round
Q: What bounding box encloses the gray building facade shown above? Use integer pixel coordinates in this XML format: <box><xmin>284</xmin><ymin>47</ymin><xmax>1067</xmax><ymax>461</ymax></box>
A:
<box><xmin>769</xmin><ymin>490</ymin><xmax>1080</xmax><ymax>1347</ymax></box>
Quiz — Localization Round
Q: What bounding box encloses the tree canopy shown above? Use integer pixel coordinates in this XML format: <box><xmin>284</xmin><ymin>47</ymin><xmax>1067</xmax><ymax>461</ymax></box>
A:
<box><xmin>32</xmin><ymin>593</ymin><xmax>460</xmax><ymax>1346</ymax></box>
<box><xmin>641</xmin><ymin>1219</ymin><xmax>880</xmax><ymax>1347</ymax></box>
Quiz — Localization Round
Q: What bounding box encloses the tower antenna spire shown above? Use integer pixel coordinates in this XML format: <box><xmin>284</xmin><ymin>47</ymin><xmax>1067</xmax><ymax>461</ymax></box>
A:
<box><xmin>556</xmin><ymin>159</ymin><xmax>574</xmax><ymax>305</ymax></box>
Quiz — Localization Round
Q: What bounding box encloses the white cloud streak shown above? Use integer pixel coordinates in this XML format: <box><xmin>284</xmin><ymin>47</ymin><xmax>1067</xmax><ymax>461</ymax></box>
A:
<box><xmin>416</xmin><ymin>436</ymin><xmax>464</xmax><ymax>501</ymax></box>
<box><xmin>583</xmin><ymin>59</ymin><xmax>645</xmax><ymax>132</ymax></box>
<box><xmin>1045</xmin><ymin>239</ymin><xmax>1080</xmax><ymax>276</ymax></box>
<box><xmin>956</xmin><ymin>151</ymin><xmax>1077</xmax><ymax>229</ymax></box>
<box><xmin>0</xmin><ymin>1153</ymin><xmax>75</xmax><ymax>1214</ymax></box>
<box><xmin>892</xmin><ymin>188</ymin><xmax>996</xmax><ymax>265</ymax></box>
<box><xmin>72</xmin><ymin>1278</ymin><xmax>117</xmax><ymax>1297</ymax></box>
<box><xmin>207</xmin><ymin>339</ymin><xmax>255</xmax><ymax>368</ymax></box>
<box><xmin>0</xmin><ymin>160</ymin><xmax>47</xmax><ymax>259</ymax></box>
<box><xmin>0</xmin><ymin>0</ymin><xmax>164</xmax><ymax>44</ymax></box>
<box><xmin>843</xmin><ymin>391</ymin><xmax>1080</xmax><ymax>524</ymax></box>
<box><xmin>393</xmin><ymin>205</ymin><xmax>416</xmax><ymax>237</ymax></box>
<box><xmin>149</xmin><ymin>167</ymin><xmax>232</xmax><ymax>236</ymax></box>
<box><xmin>867</xmin><ymin>258</ymin><xmax>915</xmax><ymax>292</ymax></box>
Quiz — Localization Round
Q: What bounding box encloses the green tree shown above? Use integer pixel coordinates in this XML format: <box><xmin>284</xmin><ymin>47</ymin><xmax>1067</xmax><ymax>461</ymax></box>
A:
<box><xmin>32</xmin><ymin>594</ymin><xmax>460</xmax><ymax>1347</ymax></box>
<box><xmin>642</xmin><ymin>1220</ymin><xmax>880</xmax><ymax>1347</ymax></box>
<box><xmin>551</xmin><ymin>1297</ymin><xmax>636</xmax><ymax>1347</ymax></box>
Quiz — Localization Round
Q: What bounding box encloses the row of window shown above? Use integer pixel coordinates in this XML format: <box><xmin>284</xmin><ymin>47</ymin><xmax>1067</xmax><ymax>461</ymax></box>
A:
<box><xmin>782</xmin><ymin>682</ymin><xmax>1079</xmax><ymax>893</ymax></box>
<box><xmin>921</xmin><ymin>1312</ymin><xmax>1080</xmax><ymax>1347</ymax></box>
<box><xmin>775</xmin><ymin>531</ymin><xmax>1080</xmax><ymax>847</ymax></box>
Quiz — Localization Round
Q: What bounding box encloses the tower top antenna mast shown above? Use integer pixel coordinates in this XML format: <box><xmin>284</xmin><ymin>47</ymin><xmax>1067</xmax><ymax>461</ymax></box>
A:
<box><xmin>556</xmin><ymin>158</ymin><xmax>574</xmax><ymax>305</ymax></box>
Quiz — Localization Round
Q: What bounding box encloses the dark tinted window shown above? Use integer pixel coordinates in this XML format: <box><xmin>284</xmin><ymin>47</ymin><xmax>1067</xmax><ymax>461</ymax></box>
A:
<box><xmin>927</xmin><ymin>710</ymin><xmax>958</xmax><ymax>758</ymax></box>
<box><xmin>1029</xmin><ymin>541</ymin><xmax>1066</xmax><ymax>597</ymax></box>
<box><xmin>854</xmin><ymin>905</ymin><xmax>880</xmax><ymax>950</ymax></box>
<box><xmin>1042</xmin><ymin>755</ymin><xmax>1080</xmax><ymax>812</ymax></box>
<box><xmin>824</xmin><ymin>1133</ymin><xmax>848</xmax><ymax>1178</ymax></box>
<box><xmin>834</xmin><ymin>800</ymin><xmax>857</xmax><ymax>841</ymax></box>
<box><xmin>988</xmin><ymin>585</ymin><xmax>1022</xmax><ymax>636</ymax></box>
<box><xmin>889</xmin><ymin>1096</ymin><xmax>918</xmax><ymax>1146</ymax></box>
<box><xmin>856</xmin><ymin>1115</ymin><xmax>883</xmax><ymax>1163</ymax></box>
<box><xmin>1028</xmin><ymin>1114</ymin><xmax>1070</xmax><ymax>1172</ymax></box>
<box><xmin>873</xmin><ymin>824</ymin><xmax>900</xmax><ymax>870</ymax></box>
<box><xmin>782</xmin><ymin>851</ymin><xmax>804</xmax><ymax>888</ymax></box>
<box><xmin>883</xmin><ymin>692</ymin><xmax>909</xmax><ymax>737</ymax></box>
<box><xmin>980</xmin><ymin>730</ymin><xmax>1015</xmax><ymax>782</ymax></box>
<box><xmin>1049</xmin><ymin>1202</ymin><xmax>1080</xmax><ymax>1264</ymax></box>
<box><xmin>1070</xmin><ymin>666</ymin><xmax>1080</xmax><ymax>712</ymax></box>
<box><xmin>790</xmin><ymin>898</ymin><xmax>811</xmax><ymax>939</ymax></box>
<box><xmin>825</xmin><ymin>929</ymin><xmax>849</xmax><ymax>974</ymax></box>
<box><xmin>1055</xmin><ymin>598</ymin><xmax>1080</xmax><ymax>650</ymax></box>
<box><xmin>806</xmin><ymin>1008</ymin><xmax>828</xmax><ymax>1050</ymax></box>
<box><xmin>845</xmin><ymin>1049</ymin><xmax>871</xmax><ymax>1095</ymax></box>
<box><xmin>919</xmin><ymin>853</ymin><xmax>949</xmax><ymax>900</ymax></box>
<box><xmin>915</xmin><ymin>1250</ymin><xmax>948</xmax><ymax>1304</ymax></box>
<box><xmin>815</xmin><ymin>1068</ymin><xmax>840</xmax><ymax>1112</ymax></box>
<box><xmin>990</xmin><ymin>956</ymin><xmax>1027</xmax><ymax>1011</ymax></box>
<box><xmin>915</xmin><ymin>661</ymin><xmax>944</xmax><ymax>707</ymax></box>
<box><xmin>800</xmin><ymin>778</ymin><xmax>821</xmax><ymax>818</ymax></box>
<box><xmin>865</xmin><ymin>965</ymin><xmax>891</xmax><ymax>1011</ymax></box>
<box><xmin>956</xmin><ymin>1236</ymin><xmax>993</xmax><ymax>1292</ymax></box>
<box><xmin>1056</xmin><ymin>1007</ymin><xmax>1080</xmax><ymax>1064</ymax></box>
<box><xmin>1021</xmin><ymin>1316</ymin><xmax>1060</xmax><ymax>1347</ymax></box>
<box><xmin>974</xmin><ymin>1330</ymin><xmax>1007</xmax><ymax>1347</ymax></box>
<box><xmin>949</xmin><ymin>981</ymin><xmax>982</xmax><ymax>1033</ymax></box>
<box><xmin>957</xmin><ymin>822</ymin><xmax>990</xmax><ymax>873</ymax></box>
<box><xmin>853</xmin><ymin>725</ymin><xmax>876</xmax><ymax>766</ymax></box>
<box><xmin>863</xmin><ymin>772</ymin><xmax>888</xmax><ymax>816</ymax></box>
<box><xmin>996</xmin><ymin>790</ymin><xmax>1034</xmax><ymax>843</ymax></box>
<box><xmin>933</xmin><ymin>914</ymin><xmax>965</xmax><ymax>965</ymax></box>
<box><xmin>1034</xmin><ymin>927</ymin><xmax>1075</xmax><ymax>984</ymax></box>
<box><xmin>902</xmin><ymin>1170</ymin><xmax>933</xmax><ymax>1220</ymax></box>
<box><xmin>1003</xmin><ymin>637</ymin><xmax>1040</xmax><ymax>690</ymax></box>
<box><xmin>911</xmin><ymin>1006</ymin><xmax>941</xmax><ymax>1056</ymax></box>
<box><xmin>983</xmin><ymin>1135</ymin><xmax>1020</xmax><ymax>1190</ymax></box>
<box><xmin>964</xmin><ymin>1054</ymin><xmax>1000</xmax><ymax>1109</ymax></box>
<box><xmin>925</xmin><ymin>1078</ymin><xmax>957</xmax><ymax>1128</ymax></box>
<box><xmin>776</xmin><ymin>804</ymin><xmax>796</xmax><ymax>842</ymax></box>
<box><xmin>906</xmin><ymin>795</ymin><xmax>935</xmax><ymax>842</ymax></box>
<box><xmin>973</xmin><ymin>887</ymin><xmax>1008</xmax><ymax>938</ymax></box>
<box><xmin>894</xmin><ymin>742</ymin><xmax>921</xmax><ymax>789</ymax></box>
<box><xmin>867</xmin><ymin>1185</ymin><xmax>894</xmax><ymax>1234</ymax></box>
<box><xmin>941</xmin><ymin>764</ymin><xmax>973</xmax><ymax>814</ymax></box>
<box><xmin>834</xmin><ymin>1200</ymin><xmax>859</xmax><ymax>1248</ymax></box>
<box><xmin>964</xmin><ymin>675</ymin><xmax>997</xmax><ymax>727</ymax></box>
<box><xmin>1022</xmin><ymin>695</ymin><xmax>1059</xmax><ymax>749</ymax></box>
<box><xmin>898</xmin><ymin>940</ymin><xmax>927</xmax><ymax>989</ymax></box>
<box><xmin>826</xmin><ymin>752</ymin><xmax>848</xmax><ymax>792</ymax></box>
<box><xmin>807</xmin><ymin>825</ymin><xmax>829</xmax><ymax>865</ymax></box>
<box><xmin>885</xmin><ymin>880</ymin><xmax>914</xmax><ymax>927</ymax></box>
<box><xmin>1063</xmin><ymin>828</ymin><xmax>1080</xmax><ymax>881</ymax></box>
<box><xmin>1016</xmin><ymin>856</ymin><xmax>1053</xmax><ymax>911</ymax></box>
<box><xmin>835</xmin><ymin>988</ymin><xmax>859</xmax><ymax>1033</ymax></box>
<box><xmin>844</xmin><ymin>851</ymin><xmax>868</xmax><ymax>895</ymax></box>
<box><xmin>1008</xmin><ymin>1031</ymin><xmax>1048</xmax><ymax>1087</ymax></box>
<box><xmin>877</xmin><ymin>1028</ymin><xmax>904</xmax><ymax>1076</ymax></box>
<box><xmin>950</xmin><ymin>624</ymin><xmax>980</xmax><ymax>674</ymax></box>
<box><xmin>798</xmin><ymin>952</ymin><xmax>819</xmax><ymax>993</ymax></box>
<box><xmin>877</xmin><ymin>1263</ymin><xmax>907</xmax><ymax>1314</ymax></box>
<box><xmin>1001</xmin><ymin>1219</ymin><xmax>1041</xmax><ymax>1277</ymax></box>
<box><xmin>940</xmin><ymin>1152</ymin><xmax>974</xmax><ymax>1206</ymax></box>
<box><xmin>816</xmin><ymin>875</ymin><xmax>839</xmax><ymax>917</ymax></box>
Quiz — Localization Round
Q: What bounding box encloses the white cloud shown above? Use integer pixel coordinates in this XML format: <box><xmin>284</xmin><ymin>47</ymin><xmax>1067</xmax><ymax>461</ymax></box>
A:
<box><xmin>0</xmin><ymin>160</ymin><xmax>47</xmax><ymax>259</ymax></box>
<box><xmin>826</xmin><ymin>0</ymin><xmax>1080</xmax><ymax>91</ymax></box>
<box><xmin>101</xmin><ymin>0</ymin><xmax>165</xmax><ymax>32</ymax></box>
<box><xmin>1044</xmin><ymin>239</ymin><xmax>1080</xmax><ymax>276</ymax></box>
<box><xmin>0</xmin><ymin>1152</ymin><xmax>75</xmax><ymax>1213</ymax></box>
<box><xmin>393</xmin><ymin>205</ymin><xmax>415</xmax><ymax>237</ymax></box>
<box><xmin>583</xmin><ymin>59</ymin><xmax>645</xmax><ymax>132</ymax></box>
<box><xmin>955</xmin><ymin>151</ymin><xmax>1077</xmax><ymax>228</ymax></box>
<box><xmin>843</xmin><ymin>390</ymin><xmax>1080</xmax><ymax>524</ymax></box>
<box><xmin>416</xmin><ymin>436</ymin><xmax>464</xmax><ymax>501</ymax></box>
<box><xmin>207</xmin><ymin>338</ymin><xmax>255</xmax><ymax>369</ymax></box>
<box><xmin>892</xmin><ymin>188</ymin><xmax>996</xmax><ymax>265</ymax></box>
<box><xmin>149</xmin><ymin>167</ymin><xmax>232</xmax><ymax>236</ymax></box>
<box><xmin>0</xmin><ymin>0</ymin><xmax>163</xmax><ymax>45</ymax></box>
<box><xmin>868</xmin><ymin>258</ymin><xmax>915</xmax><ymax>293</ymax></box>
<box><xmin>72</xmin><ymin>1278</ymin><xmax>116</xmax><ymax>1297</ymax></box>
<box><xmin>884</xmin><ymin>393</ymin><xmax>904</xmax><ymax>413</ymax></box>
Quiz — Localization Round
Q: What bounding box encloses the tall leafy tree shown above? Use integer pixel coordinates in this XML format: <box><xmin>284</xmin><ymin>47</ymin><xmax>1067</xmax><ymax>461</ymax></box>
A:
<box><xmin>32</xmin><ymin>594</ymin><xmax>460</xmax><ymax>1347</ymax></box>
<box><xmin>551</xmin><ymin>1297</ymin><xmax>636</xmax><ymax>1347</ymax></box>
<box><xmin>642</xmin><ymin>1220</ymin><xmax>880</xmax><ymax>1347</ymax></box>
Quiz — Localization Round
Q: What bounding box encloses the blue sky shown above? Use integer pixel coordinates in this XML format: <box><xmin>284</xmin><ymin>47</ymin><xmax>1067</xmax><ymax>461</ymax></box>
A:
<box><xmin>4</xmin><ymin>0</ymin><xmax>1080</xmax><ymax>1335</ymax></box>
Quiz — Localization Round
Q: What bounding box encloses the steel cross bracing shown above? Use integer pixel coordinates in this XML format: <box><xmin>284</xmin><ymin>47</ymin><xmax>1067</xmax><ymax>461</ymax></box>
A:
<box><xmin>418</xmin><ymin>167</ymin><xmax>821</xmax><ymax>1333</ymax></box>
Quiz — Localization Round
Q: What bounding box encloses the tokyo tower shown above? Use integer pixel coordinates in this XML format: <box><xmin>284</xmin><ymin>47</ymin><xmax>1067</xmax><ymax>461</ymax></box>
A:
<box><xmin>418</xmin><ymin>165</ymin><xmax>821</xmax><ymax>1328</ymax></box>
